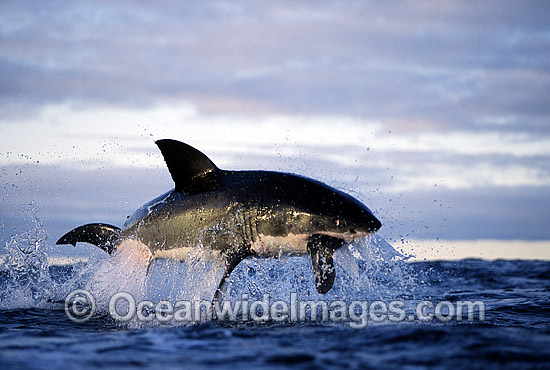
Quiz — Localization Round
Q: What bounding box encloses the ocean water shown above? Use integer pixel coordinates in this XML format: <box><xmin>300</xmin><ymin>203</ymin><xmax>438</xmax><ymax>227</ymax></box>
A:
<box><xmin>0</xmin><ymin>221</ymin><xmax>549</xmax><ymax>369</ymax></box>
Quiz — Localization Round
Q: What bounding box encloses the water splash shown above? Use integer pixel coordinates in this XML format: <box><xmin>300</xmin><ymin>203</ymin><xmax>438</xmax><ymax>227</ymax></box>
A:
<box><xmin>0</xmin><ymin>217</ymin><xmax>54</xmax><ymax>308</ymax></box>
<box><xmin>1</xmin><ymin>221</ymin><xmax>423</xmax><ymax>327</ymax></box>
<box><xmin>224</xmin><ymin>234</ymin><xmax>417</xmax><ymax>304</ymax></box>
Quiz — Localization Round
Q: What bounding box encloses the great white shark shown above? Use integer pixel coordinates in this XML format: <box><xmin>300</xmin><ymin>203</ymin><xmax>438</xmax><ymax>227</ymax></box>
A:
<box><xmin>57</xmin><ymin>139</ymin><xmax>381</xmax><ymax>301</ymax></box>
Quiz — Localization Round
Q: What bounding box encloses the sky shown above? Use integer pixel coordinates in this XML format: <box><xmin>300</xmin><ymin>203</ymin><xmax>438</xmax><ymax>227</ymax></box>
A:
<box><xmin>1</xmin><ymin>1</ymin><xmax>549</xmax><ymax>260</ymax></box>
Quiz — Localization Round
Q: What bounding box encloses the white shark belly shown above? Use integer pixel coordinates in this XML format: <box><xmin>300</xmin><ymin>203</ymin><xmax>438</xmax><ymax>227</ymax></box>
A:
<box><xmin>153</xmin><ymin>246</ymin><xmax>222</xmax><ymax>262</ymax></box>
<box><xmin>251</xmin><ymin>233</ymin><xmax>309</xmax><ymax>257</ymax></box>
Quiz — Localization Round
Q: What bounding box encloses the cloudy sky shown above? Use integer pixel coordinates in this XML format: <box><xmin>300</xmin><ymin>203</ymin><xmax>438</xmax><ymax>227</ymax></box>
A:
<box><xmin>1</xmin><ymin>1</ymin><xmax>549</xmax><ymax>259</ymax></box>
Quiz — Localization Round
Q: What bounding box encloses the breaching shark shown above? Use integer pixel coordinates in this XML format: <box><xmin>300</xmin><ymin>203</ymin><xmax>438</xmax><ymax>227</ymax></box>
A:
<box><xmin>57</xmin><ymin>139</ymin><xmax>381</xmax><ymax>301</ymax></box>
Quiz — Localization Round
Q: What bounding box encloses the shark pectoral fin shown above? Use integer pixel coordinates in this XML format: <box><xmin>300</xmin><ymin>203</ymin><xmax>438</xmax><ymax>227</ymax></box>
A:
<box><xmin>56</xmin><ymin>223</ymin><xmax>121</xmax><ymax>255</ymax></box>
<box><xmin>145</xmin><ymin>255</ymin><xmax>154</xmax><ymax>275</ymax></box>
<box><xmin>309</xmin><ymin>247</ymin><xmax>335</xmax><ymax>294</ymax></box>
<box><xmin>212</xmin><ymin>248</ymin><xmax>252</xmax><ymax>305</ymax></box>
<box><xmin>307</xmin><ymin>234</ymin><xmax>344</xmax><ymax>294</ymax></box>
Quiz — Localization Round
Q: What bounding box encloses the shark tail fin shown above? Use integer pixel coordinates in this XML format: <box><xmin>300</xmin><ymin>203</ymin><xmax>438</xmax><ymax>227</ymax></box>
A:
<box><xmin>56</xmin><ymin>223</ymin><xmax>121</xmax><ymax>255</ymax></box>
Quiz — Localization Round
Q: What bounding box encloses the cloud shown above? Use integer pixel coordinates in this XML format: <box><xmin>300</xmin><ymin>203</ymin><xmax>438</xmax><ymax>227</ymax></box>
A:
<box><xmin>1</xmin><ymin>0</ymin><xmax>549</xmax><ymax>256</ymax></box>
<box><xmin>2</xmin><ymin>161</ymin><xmax>549</xmax><ymax>258</ymax></box>
<box><xmin>1</xmin><ymin>0</ymin><xmax>548</xmax><ymax>128</ymax></box>
<box><xmin>2</xmin><ymin>102</ymin><xmax>549</xmax><ymax>193</ymax></box>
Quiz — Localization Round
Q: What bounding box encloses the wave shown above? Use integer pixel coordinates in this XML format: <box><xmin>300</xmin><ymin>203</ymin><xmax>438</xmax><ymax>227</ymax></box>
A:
<box><xmin>0</xmin><ymin>217</ymin><xmax>423</xmax><ymax>324</ymax></box>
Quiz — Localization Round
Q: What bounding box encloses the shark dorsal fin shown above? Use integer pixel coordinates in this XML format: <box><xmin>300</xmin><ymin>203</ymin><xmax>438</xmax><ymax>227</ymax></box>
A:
<box><xmin>155</xmin><ymin>139</ymin><xmax>220</xmax><ymax>193</ymax></box>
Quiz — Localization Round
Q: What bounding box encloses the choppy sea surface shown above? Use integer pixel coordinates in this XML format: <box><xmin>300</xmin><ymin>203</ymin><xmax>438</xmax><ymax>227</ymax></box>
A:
<box><xmin>0</xmin><ymin>221</ymin><xmax>549</xmax><ymax>369</ymax></box>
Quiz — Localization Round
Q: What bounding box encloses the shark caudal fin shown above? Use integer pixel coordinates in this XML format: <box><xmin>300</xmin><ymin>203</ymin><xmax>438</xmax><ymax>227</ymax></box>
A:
<box><xmin>307</xmin><ymin>234</ymin><xmax>345</xmax><ymax>294</ymax></box>
<box><xmin>56</xmin><ymin>223</ymin><xmax>121</xmax><ymax>255</ymax></box>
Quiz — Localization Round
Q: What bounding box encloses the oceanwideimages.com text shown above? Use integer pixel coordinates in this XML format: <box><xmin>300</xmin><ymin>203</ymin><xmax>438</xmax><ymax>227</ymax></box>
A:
<box><xmin>65</xmin><ymin>290</ymin><xmax>485</xmax><ymax>328</ymax></box>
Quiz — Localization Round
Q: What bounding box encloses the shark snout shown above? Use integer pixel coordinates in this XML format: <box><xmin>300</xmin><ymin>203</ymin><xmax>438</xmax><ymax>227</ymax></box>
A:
<box><xmin>318</xmin><ymin>229</ymin><xmax>371</xmax><ymax>243</ymax></box>
<box><xmin>342</xmin><ymin>230</ymin><xmax>369</xmax><ymax>242</ymax></box>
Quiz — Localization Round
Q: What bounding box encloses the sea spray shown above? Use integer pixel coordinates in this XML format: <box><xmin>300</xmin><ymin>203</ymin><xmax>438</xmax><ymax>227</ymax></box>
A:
<box><xmin>222</xmin><ymin>234</ymin><xmax>420</xmax><ymax>307</ymax></box>
<box><xmin>1</xmin><ymin>222</ymin><xmax>424</xmax><ymax>327</ymax></box>
<box><xmin>0</xmin><ymin>217</ymin><xmax>54</xmax><ymax>308</ymax></box>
